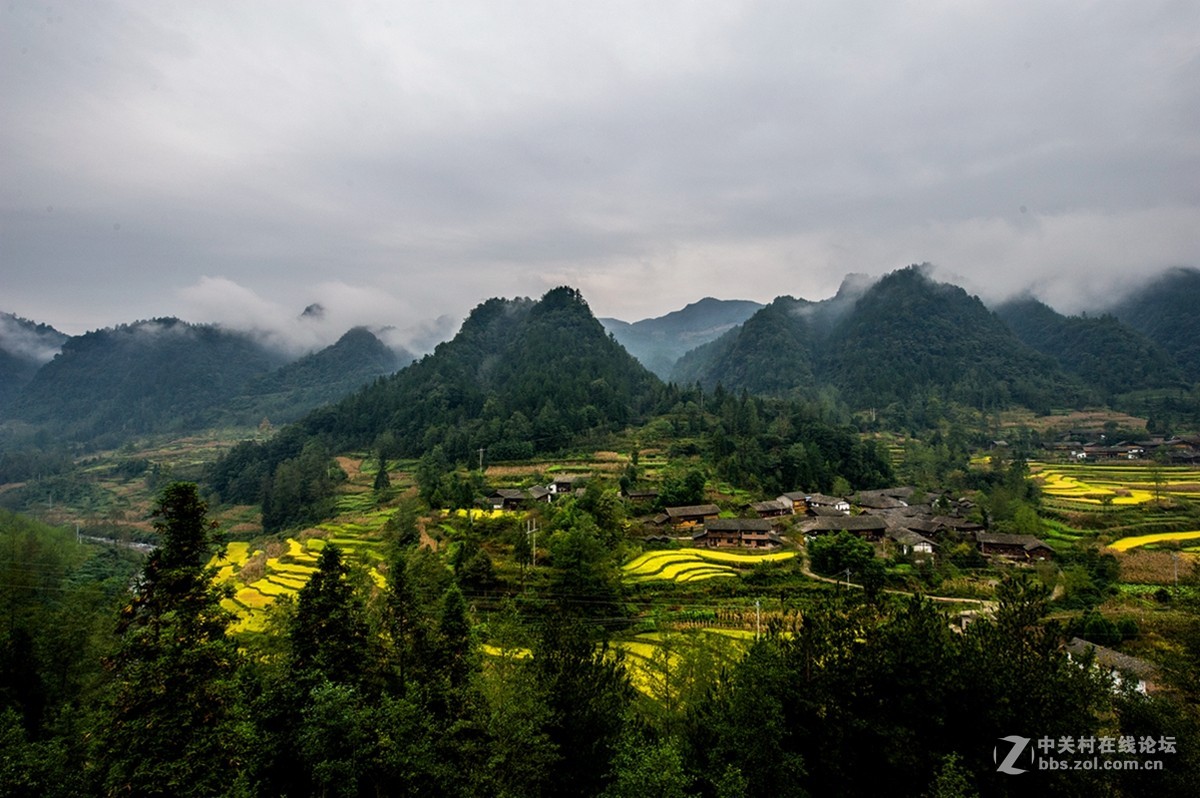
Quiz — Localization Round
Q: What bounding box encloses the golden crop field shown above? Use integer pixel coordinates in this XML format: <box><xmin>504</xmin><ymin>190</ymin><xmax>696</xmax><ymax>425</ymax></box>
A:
<box><xmin>1108</xmin><ymin>530</ymin><xmax>1200</xmax><ymax>552</ymax></box>
<box><xmin>1031</xmin><ymin>461</ymin><xmax>1199</xmax><ymax>507</ymax></box>
<box><xmin>623</xmin><ymin>548</ymin><xmax>796</xmax><ymax>583</ymax></box>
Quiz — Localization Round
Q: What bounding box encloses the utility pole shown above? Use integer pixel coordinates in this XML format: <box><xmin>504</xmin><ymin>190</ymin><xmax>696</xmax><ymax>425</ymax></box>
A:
<box><xmin>755</xmin><ymin>598</ymin><xmax>761</xmax><ymax>639</ymax></box>
<box><xmin>477</xmin><ymin>447</ymin><xmax>486</xmax><ymax>471</ymax></box>
<box><xmin>527</xmin><ymin>519</ymin><xmax>538</xmax><ymax>567</ymax></box>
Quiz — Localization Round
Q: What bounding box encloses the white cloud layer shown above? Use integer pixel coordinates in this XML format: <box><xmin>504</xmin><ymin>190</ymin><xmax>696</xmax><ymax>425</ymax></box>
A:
<box><xmin>2</xmin><ymin>1</ymin><xmax>1197</xmax><ymax>335</ymax></box>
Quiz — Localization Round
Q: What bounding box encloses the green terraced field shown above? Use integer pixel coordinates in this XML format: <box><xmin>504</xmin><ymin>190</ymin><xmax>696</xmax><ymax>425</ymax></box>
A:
<box><xmin>623</xmin><ymin>548</ymin><xmax>797</xmax><ymax>584</ymax></box>
<box><xmin>1031</xmin><ymin>461</ymin><xmax>1200</xmax><ymax>509</ymax></box>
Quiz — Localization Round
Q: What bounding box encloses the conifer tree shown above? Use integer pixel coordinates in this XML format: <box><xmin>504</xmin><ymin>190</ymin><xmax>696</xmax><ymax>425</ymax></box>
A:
<box><xmin>93</xmin><ymin>482</ymin><xmax>245</xmax><ymax>798</ymax></box>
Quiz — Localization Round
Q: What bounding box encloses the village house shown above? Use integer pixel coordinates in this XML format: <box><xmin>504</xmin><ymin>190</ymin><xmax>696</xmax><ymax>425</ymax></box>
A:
<box><xmin>1065</xmin><ymin>638</ymin><xmax>1160</xmax><ymax>694</ymax></box>
<box><xmin>549</xmin><ymin>474</ymin><xmax>586</xmax><ymax>494</ymax></box>
<box><xmin>975</xmin><ymin>532</ymin><xmax>1054</xmax><ymax>561</ymax></box>
<box><xmin>623</xmin><ymin>489</ymin><xmax>660</xmax><ymax>504</ymax></box>
<box><xmin>487</xmin><ymin>483</ymin><xmax>566</xmax><ymax>510</ymax></box>
<box><xmin>887</xmin><ymin>528</ymin><xmax>936</xmax><ymax>558</ymax></box>
<box><xmin>801</xmin><ymin>515</ymin><xmax>888</xmax><ymax>541</ymax></box>
<box><xmin>750</xmin><ymin>498</ymin><xmax>793</xmax><ymax>518</ymax></box>
<box><xmin>930</xmin><ymin>516</ymin><xmax>986</xmax><ymax>536</ymax></box>
<box><xmin>486</xmin><ymin>488</ymin><xmax>528</xmax><ymax>511</ymax></box>
<box><xmin>805</xmin><ymin>493</ymin><xmax>851</xmax><ymax>513</ymax></box>
<box><xmin>853</xmin><ymin>490</ymin><xmax>909</xmax><ymax>510</ymax></box>
<box><xmin>664</xmin><ymin>504</ymin><xmax>721</xmax><ymax>530</ymax></box>
<box><xmin>693</xmin><ymin>518</ymin><xmax>783</xmax><ymax>550</ymax></box>
<box><xmin>777</xmin><ymin>491</ymin><xmax>808</xmax><ymax>513</ymax></box>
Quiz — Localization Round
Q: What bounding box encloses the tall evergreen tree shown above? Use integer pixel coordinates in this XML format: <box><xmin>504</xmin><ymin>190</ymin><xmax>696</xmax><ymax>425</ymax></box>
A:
<box><xmin>92</xmin><ymin>482</ymin><xmax>246</xmax><ymax>798</ymax></box>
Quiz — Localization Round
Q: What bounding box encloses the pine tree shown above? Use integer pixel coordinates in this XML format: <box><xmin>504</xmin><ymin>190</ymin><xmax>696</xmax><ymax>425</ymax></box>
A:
<box><xmin>93</xmin><ymin>482</ymin><xmax>246</xmax><ymax>797</ymax></box>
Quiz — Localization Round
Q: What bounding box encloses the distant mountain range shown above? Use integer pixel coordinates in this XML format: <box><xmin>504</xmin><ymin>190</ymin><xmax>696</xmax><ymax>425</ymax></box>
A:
<box><xmin>0</xmin><ymin>317</ymin><xmax>413</xmax><ymax>448</ymax></box>
<box><xmin>673</xmin><ymin>267</ymin><xmax>1088</xmax><ymax>411</ymax></box>
<box><xmin>600</xmin><ymin>297</ymin><xmax>763</xmax><ymax>378</ymax></box>
<box><xmin>3</xmin><ymin>265</ymin><xmax>1199</xmax><ymax>449</ymax></box>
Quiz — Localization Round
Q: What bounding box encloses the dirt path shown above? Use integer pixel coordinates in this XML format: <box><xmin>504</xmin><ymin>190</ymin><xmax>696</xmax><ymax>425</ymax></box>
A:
<box><xmin>797</xmin><ymin>559</ymin><xmax>997</xmax><ymax>611</ymax></box>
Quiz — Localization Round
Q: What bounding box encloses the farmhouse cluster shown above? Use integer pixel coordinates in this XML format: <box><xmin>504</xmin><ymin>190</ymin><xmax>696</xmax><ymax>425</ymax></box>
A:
<box><xmin>1039</xmin><ymin>434</ymin><xmax>1200</xmax><ymax>463</ymax></box>
<box><xmin>483</xmin><ymin>478</ymin><xmax>1053</xmax><ymax>563</ymax></box>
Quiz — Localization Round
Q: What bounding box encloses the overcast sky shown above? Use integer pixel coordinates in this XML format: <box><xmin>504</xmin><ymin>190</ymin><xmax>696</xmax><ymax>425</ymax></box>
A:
<box><xmin>3</xmin><ymin>1</ymin><xmax>1197</xmax><ymax>350</ymax></box>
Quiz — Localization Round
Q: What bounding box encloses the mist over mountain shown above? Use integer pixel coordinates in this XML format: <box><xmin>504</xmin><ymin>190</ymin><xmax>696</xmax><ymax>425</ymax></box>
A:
<box><xmin>5</xmin><ymin>264</ymin><xmax>1199</xmax><ymax>451</ymax></box>
<box><xmin>600</xmin><ymin>298</ymin><xmax>763</xmax><ymax>378</ymax></box>
<box><xmin>672</xmin><ymin>266</ymin><xmax>1088</xmax><ymax>412</ymax></box>
<box><xmin>0</xmin><ymin>312</ymin><xmax>68</xmax><ymax>409</ymax></box>
<box><xmin>1104</xmin><ymin>267</ymin><xmax>1200</xmax><ymax>383</ymax></box>
<box><xmin>294</xmin><ymin>286</ymin><xmax>663</xmax><ymax>460</ymax></box>
<box><xmin>223</xmin><ymin>327</ymin><xmax>415</xmax><ymax>427</ymax></box>
<box><xmin>995</xmin><ymin>296</ymin><xmax>1184</xmax><ymax>400</ymax></box>
<box><xmin>0</xmin><ymin>318</ymin><xmax>415</xmax><ymax>448</ymax></box>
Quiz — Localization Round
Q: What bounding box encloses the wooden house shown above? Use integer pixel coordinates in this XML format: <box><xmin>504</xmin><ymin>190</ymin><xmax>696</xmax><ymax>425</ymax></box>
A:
<box><xmin>693</xmin><ymin>518</ymin><xmax>782</xmax><ymax>549</ymax></box>
<box><xmin>887</xmin><ymin>528</ymin><xmax>936</xmax><ymax>557</ymax></box>
<box><xmin>802</xmin><ymin>515</ymin><xmax>888</xmax><ymax>541</ymax></box>
<box><xmin>486</xmin><ymin>488</ymin><xmax>528</xmax><ymax>511</ymax></box>
<box><xmin>1065</xmin><ymin>638</ymin><xmax>1160</xmax><ymax>694</ymax></box>
<box><xmin>664</xmin><ymin>504</ymin><xmax>721</xmax><ymax>530</ymax></box>
<box><xmin>975</xmin><ymin>532</ymin><xmax>1054</xmax><ymax>561</ymax></box>
<box><xmin>750</xmin><ymin>499</ymin><xmax>793</xmax><ymax>518</ymax></box>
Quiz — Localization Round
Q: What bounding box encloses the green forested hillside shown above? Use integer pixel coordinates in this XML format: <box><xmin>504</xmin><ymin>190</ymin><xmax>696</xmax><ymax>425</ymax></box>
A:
<box><xmin>0</xmin><ymin>312</ymin><xmax>67</xmax><ymax>410</ymax></box>
<box><xmin>1108</xmin><ymin>267</ymin><xmax>1200</xmax><ymax>382</ymax></box>
<box><xmin>670</xmin><ymin>297</ymin><xmax>818</xmax><ymax>394</ymax></box>
<box><xmin>6</xmin><ymin>319</ymin><xmax>285</xmax><ymax>446</ymax></box>
<box><xmin>1</xmin><ymin>320</ymin><xmax>417</xmax><ymax>449</ymax></box>
<box><xmin>995</xmin><ymin>297</ymin><xmax>1184</xmax><ymax>399</ymax></box>
<box><xmin>673</xmin><ymin>266</ymin><xmax>1088</xmax><ymax>413</ymax></box>
<box><xmin>822</xmin><ymin>268</ymin><xmax>1088</xmax><ymax>411</ymax></box>
<box><xmin>298</xmin><ymin>287</ymin><xmax>665</xmax><ymax>462</ymax></box>
<box><xmin>224</xmin><ymin>327</ymin><xmax>413</xmax><ymax>426</ymax></box>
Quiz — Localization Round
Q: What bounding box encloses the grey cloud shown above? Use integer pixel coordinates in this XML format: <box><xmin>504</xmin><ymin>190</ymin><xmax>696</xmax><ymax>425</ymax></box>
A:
<box><xmin>1</xmin><ymin>1</ymin><xmax>1196</xmax><ymax>333</ymax></box>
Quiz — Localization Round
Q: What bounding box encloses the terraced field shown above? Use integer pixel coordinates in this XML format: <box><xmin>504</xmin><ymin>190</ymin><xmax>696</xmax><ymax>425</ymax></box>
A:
<box><xmin>623</xmin><ymin>548</ymin><xmax>797</xmax><ymax>584</ymax></box>
<box><xmin>213</xmin><ymin>514</ymin><xmax>390</xmax><ymax>634</ymax></box>
<box><xmin>615</xmin><ymin>628</ymin><xmax>754</xmax><ymax>696</ymax></box>
<box><xmin>1031</xmin><ymin>461</ymin><xmax>1200</xmax><ymax>509</ymax></box>
<box><xmin>1108</xmin><ymin>530</ymin><xmax>1200</xmax><ymax>552</ymax></box>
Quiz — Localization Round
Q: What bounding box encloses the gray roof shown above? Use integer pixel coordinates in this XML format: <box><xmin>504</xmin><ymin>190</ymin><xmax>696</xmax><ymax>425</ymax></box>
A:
<box><xmin>1065</xmin><ymin>638</ymin><xmax>1159</xmax><ymax>680</ymax></box>
<box><xmin>803</xmin><ymin>515</ymin><xmax>888</xmax><ymax>532</ymax></box>
<box><xmin>887</xmin><ymin>529</ymin><xmax>936</xmax><ymax>547</ymax></box>
<box><xmin>665</xmin><ymin>504</ymin><xmax>721</xmax><ymax>519</ymax></box>
<box><xmin>975</xmin><ymin>532</ymin><xmax>1052</xmax><ymax>550</ymax></box>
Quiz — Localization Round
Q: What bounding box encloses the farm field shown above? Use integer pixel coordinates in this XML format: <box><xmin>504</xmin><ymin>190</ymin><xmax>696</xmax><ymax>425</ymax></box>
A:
<box><xmin>615</xmin><ymin>628</ymin><xmax>755</xmax><ymax>697</ymax></box>
<box><xmin>1108</xmin><ymin>530</ymin><xmax>1200</xmax><ymax>552</ymax></box>
<box><xmin>623</xmin><ymin>548</ymin><xmax>798</xmax><ymax>584</ymax></box>
<box><xmin>1030</xmin><ymin>460</ymin><xmax>1200</xmax><ymax>508</ymax></box>
<box><xmin>212</xmin><ymin>496</ymin><xmax>392</xmax><ymax>633</ymax></box>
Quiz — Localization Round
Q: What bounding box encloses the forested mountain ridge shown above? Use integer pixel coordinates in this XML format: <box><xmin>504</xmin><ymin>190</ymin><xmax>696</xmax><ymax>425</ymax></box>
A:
<box><xmin>1106</xmin><ymin>266</ymin><xmax>1200</xmax><ymax>383</ymax></box>
<box><xmin>4</xmin><ymin>318</ymin><xmax>287</xmax><ymax>446</ymax></box>
<box><xmin>995</xmin><ymin>296</ymin><xmax>1184</xmax><ymax>399</ymax></box>
<box><xmin>673</xmin><ymin>266</ymin><xmax>1088</xmax><ymax>412</ymax></box>
<box><xmin>0</xmin><ymin>319</ymin><xmax>412</xmax><ymax>448</ymax></box>
<box><xmin>670</xmin><ymin>296</ymin><xmax>820</xmax><ymax>393</ymax></box>
<box><xmin>0</xmin><ymin>312</ymin><xmax>67</xmax><ymax>410</ymax></box>
<box><xmin>295</xmin><ymin>286</ymin><xmax>665</xmax><ymax>462</ymax></box>
<box><xmin>224</xmin><ymin>326</ymin><xmax>414</xmax><ymax>426</ymax></box>
<box><xmin>821</xmin><ymin>267</ymin><xmax>1088</xmax><ymax>410</ymax></box>
<box><xmin>601</xmin><ymin>297</ymin><xmax>763</xmax><ymax>378</ymax></box>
